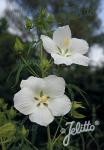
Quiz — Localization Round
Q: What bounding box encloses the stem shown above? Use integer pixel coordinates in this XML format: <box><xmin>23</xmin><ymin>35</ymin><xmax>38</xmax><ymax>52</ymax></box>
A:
<box><xmin>47</xmin><ymin>126</ymin><xmax>53</xmax><ymax>150</ymax></box>
<box><xmin>52</xmin><ymin>116</ymin><xmax>63</xmax><ymax>142</ymax></box>
<box><xmin>80</xmin><ymin>134</ymin><xmax>85</xmax><ymax>150</ymax></box>
<box><xmin>53</xmin><ymin>133</ymin><xmax>62</xmax><ymax>146</ymax></box>
<box><xmin>40</xmin><ymin>43</ymin><xmax>44</xmax><ymax>78</ymax></box>
<box><xmin>57</xmin><ymin>64</ymin><xmax>64</xmax><ymax>76</ymax></box>
<box><xmin>1</xmin><ymin>138</ymin><xmax>6</xmax><ymax>150</ymax></box>
<box><xmin>20</xmin><ymin>56</ymin><xmax>39</xmax><ymax>77</ymax></box>
<box><xmin>25</xmin><ymin>138</ymin><xmax>39</xmax><ymax>150</ymax></box>
<box><xmin>1</xmin><ymin>144</ymin><xmax>6</xmax><ymax>150</ymax></box>
<box><xmin>27</xmin><ymin>41</ymin><xmax>36</xmax><ymax>56</ymax></box>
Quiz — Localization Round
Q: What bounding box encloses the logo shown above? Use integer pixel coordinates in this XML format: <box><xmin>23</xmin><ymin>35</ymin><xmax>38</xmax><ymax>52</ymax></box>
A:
<box><xmin>60</xmin><ymin>120</ymin><xmax>99</xmax><ymax>147</ymax></box>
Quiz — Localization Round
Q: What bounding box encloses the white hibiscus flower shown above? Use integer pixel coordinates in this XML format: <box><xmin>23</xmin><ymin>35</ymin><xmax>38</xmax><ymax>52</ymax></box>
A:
<box><xmin>41</xmin><ymin>25</ymin><xmax>90</xmax><ymax>66</ymax></box>
<box><xmin>13</xmin><ymin>75</ymin><xmax>71</xmax><ymax>126</ymax></box>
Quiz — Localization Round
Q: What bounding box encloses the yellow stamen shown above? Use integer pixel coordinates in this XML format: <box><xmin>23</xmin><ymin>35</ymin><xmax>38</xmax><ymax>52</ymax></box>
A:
<box><xmin>63</xmin><ymin>38</ymin><xmax>69</xmax><ymax>47</ymax></box>
<box><xmin>40</xmin><ymin>95</ymin><xmax>49</xmax><ymax>103</ymax></box>
<box><xmin>34</xmin><ymin>91</ymin><xmax>49</xmax><ymax>106</ymax></box>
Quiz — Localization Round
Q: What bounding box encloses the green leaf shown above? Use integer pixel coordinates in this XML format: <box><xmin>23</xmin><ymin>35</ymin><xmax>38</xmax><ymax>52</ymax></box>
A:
<box><xmin>68</xmin><ymin>84</ymin><xmax>89</xmax><ymax>107</ymax></box>
<box><xmin>12</xmin><ymin>63</ymin><xmax>24</xmax><ymax>88</ymax></box>
<box><xmin>72</xmin><ymin>101</ymin><xmax>85</xmax><ymax>110</ymax></box>
<box><xmin>72</xmin><ymin>111</ymin><xmax>86</xmax><ymax>119</ymax></box>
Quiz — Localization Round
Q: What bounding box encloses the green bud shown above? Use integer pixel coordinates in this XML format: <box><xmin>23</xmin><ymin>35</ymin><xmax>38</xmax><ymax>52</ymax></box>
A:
<box><xmin>40</xmin><ymin>57</ymin><xmax>51</xmax><ymax>71</ymax></box>
<box><xmin>14</xmin><ymin>37</ymin><xmax>24</xmax><ymax>55</ymax></box>
<box><xmin>47</xmin><ymin>14</ymin><xmax>54</xmax><ymax>23</ymax></box>
<box><xmin>41</xmin><ymin>9</ymin><xmax>46</xmax><ymax>17</ymax></box>
<box><xmin>8</xmin><ymin>107</ymin><xmax>17</xmax><ymax>119</ymax></box>
<box><xmin>0</xmin><ymin>122</ymin><xmax>16</xmax><ymax>139</ymax></box>
<box><xmin>21</xmin><ymin>126</ymin><xmax>28</xmax><ymax>138</ymax></box>
<box><xmin>0</xmin><ymin>113</ymin><xmax>7</xmax><ymax>126</ymax></box>
<box><xmin>25</xmin><ymin>17</ymin><xmax>33</xmax><ymax>30</ymax></box>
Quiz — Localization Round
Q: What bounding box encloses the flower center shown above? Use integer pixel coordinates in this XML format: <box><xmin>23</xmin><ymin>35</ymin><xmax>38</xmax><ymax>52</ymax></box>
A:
<box><xmin>57</xmin><ymin>38</ymin><xmax>72</xmax><ymax>57</ymax></box>
<box><xmin>57</xmin><ymin>47</ymin><xmax>71</xmax><ymax>57</ymax></box>
<box><xmin>34</xmin><ymin>91</ymin><xmax>49</xmax><ymax>106</ymax></box>
<box><xmin>39</xmin><ymin>95</ymin><xmax>49</xmax><ymax>103</ymax></box>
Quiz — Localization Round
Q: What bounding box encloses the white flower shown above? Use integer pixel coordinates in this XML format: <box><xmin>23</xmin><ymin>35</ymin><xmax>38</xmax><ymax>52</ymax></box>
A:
<box><xmin>41</xmin><ymin>25</ymin><xmax>89</xmax><ymax>66</ymax></box>
<box><xmin>13</xmin><ymin>75</ymin><xmax>71</xmax><ymax>126</ymax></box>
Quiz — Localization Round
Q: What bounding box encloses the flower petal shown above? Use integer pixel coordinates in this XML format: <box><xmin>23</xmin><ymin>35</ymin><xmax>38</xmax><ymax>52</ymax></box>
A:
<box><xmin>41</xmin><ymin>35</ymin><xmax>58</xmax><ymax>54</ymax></box>
<box><xmin>53</xmin><ymin>25</ymin><xmax>71</xmax><ymax>49</ymax></box>
<box><xmin>51</xmin><ymin>53</ymin><xmax>89</xmax><ymax>66</ymax></box>
<box><xmin>29</xmin><ymin>104</ymin><xmax>54</xmax><ymax>126</ymax></box>
<box><xmin>51</xmin><ymin>53</ymin><xmax>72</xmax><ymax>65</ymax></box>
<box><xmin>20</xmin><ymin>76</ymin><xmax>45</xmax><ymax>96</ymax></box>
<box><xmin>70</xmin><ymin>38</ymin><xmax>89</xmax><ymax>54</ymax></box>
<box><xmin>44</xmin><ymin>75</ymin><xmax>65</xmax><ymax>98</ymax></box>
<box><xmin>48</xmin><ymin>95</ymin><xmax>71</xmax><ymax>116</ymax></box>
<box><xmin>70</xmin><ymin>54</ymin><xmax>90</xmax><ymax>66</ymax></box>
<box><xmin>14</xmin><ymin>88</ymin><xmax>35</xmax><ymax>115</ymax></box>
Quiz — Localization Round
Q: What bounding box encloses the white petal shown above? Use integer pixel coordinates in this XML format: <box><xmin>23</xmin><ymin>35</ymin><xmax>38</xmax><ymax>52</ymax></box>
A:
<box><xmin>70</xmin><ymin>54</ymin><xmax>90</xmax><ymax>66</ymax></box>
<box><xmin>14</xmin><ymin>88</ymin><xmax>35</xmax><ymax>115</ymax></box>
<box><xmin>48</xmin><ymin>95</ymin><xmax>71</xmax><ymax>116</ymax></box>
<box><xmin>41</xmin><ymin>35</ymin><xmax>58</xmax><ymax>54</ymax></box>
<box><xmin>51</xmin><ymin>53</ymin><xmax>89</xmax><ymax>66</ymax></box>
<box><xmin>29</xmin><ymin>104</ymin><xmax>54</xmax><ymax>126</ymax></box>
<box><xmin>44</xmin><ymin>75</ymin><xmax>65</xmax><ymax>98</ymax></box>
<box><xmin>20</xmin><ymin>76</ymin><xmax>45</xmax><ymax>96</ymax></box>
<box><xmin>53</xmin><ymin>25</ymin><xmax>71</xmax><ymax>49</ymax></box>
<box><xmin>51</xmin><ymin>53</ymin><xmax>72</xmax><ymax>65</ymax></box>
<box><xmin>70</xmin><ymin>38</ymin><xmax>89</xmax><ymax>54</ymax></box>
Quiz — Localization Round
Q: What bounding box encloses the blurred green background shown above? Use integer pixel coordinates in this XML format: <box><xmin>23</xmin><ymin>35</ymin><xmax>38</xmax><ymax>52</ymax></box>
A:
<box><xmin>0</xmin><ymin>0</ymin><xmax>104</xmax><ymax>150</ymax></box>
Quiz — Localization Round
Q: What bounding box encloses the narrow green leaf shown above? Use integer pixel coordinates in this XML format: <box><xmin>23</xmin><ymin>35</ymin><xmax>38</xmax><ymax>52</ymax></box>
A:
<box><xmin>72</xmin><ymin>111</ymin><xmax>86</xmax><ymax>119</ymax></box>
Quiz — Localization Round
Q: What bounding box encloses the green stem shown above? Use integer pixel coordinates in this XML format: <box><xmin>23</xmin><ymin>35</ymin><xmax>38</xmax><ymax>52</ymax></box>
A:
<box><xmin>27</xmin><ymin>41</ymin><xmax>36</xmax><ymax>56</ymax></box>
<box><xmin>1</xmin><ymin>138</ymin><xmax>6</xmax><ymax>150</ymax></box>
<box><xmin>20</xmin><ymin>56</ymin><xmax>39</xmax><ymax>77</ymax></box>
<box><xmin>53</xmin><ymin>133</ymin><xmax>62</xmax><ymax>146</ymax></box>
<box><xmin>52</xmin><ymin>116</ymin><xmax>63</xmax><ymax>142</ymax></box>
<box><xmin>80</xmin><ymin>134</ymin><xmax>85</xmax><ymax>150</ymax></box>
<box><xmin>40</xmin><ymin>43</ymin><xmax>44</xmax><ymax>78</ymax></box>
<box><xmin>56</xmin><ymin>65</ymin><xmax>63</xmax><ymax>76</ymax></box>
<box><xmin>47</xmin><ymin>126</ymin><xmax>53</xmax><ymax>150</ymax></box>
<box><xmin>25</xmin><ymin>138</ymin><xmax>39</xmax><ymax>150</ymax></box>
<box><xmin>1</xmin><ymin>144</ymin><xmax>6</xmax><ymax>150</ymax></box>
